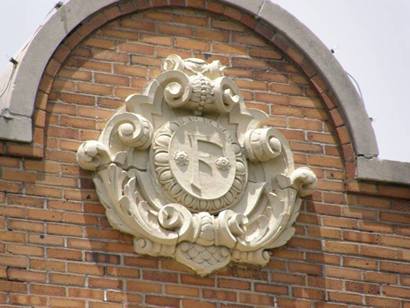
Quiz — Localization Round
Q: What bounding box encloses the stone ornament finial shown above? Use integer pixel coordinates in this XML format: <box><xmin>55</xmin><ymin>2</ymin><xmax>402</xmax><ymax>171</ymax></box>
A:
<box><xmin>77</xmin><ymin>55</ymin><xmax>317</xmax><ymax>276</ymax></box>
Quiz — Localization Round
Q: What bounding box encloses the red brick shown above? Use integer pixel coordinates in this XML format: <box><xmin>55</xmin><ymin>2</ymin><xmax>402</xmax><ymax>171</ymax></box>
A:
<box><xmin>50</xmin><ymin>273</ymin><xmax>85</xmax><ymax>286</ymax></box>
<box><xmin>366</xmin><ymin>296</ymin><xmax>401</xmax><ymax>308</ymax></box>
<box><xmin>255</xmin><ymin>283</ymin><xmax>288</xmax><ymax>294</ymax></box>
<box><xmin>8</xmin><ymin>268</ymin><xmax>46</xmax><ymax>282</ymax></box>
<box><xmin>127</xmin><ymin>280</ymin><xmax>161</xmax><ymax>293</ymax></box>
<box><xmin>194</xmin><ymin>28</ymin><xmax>229</xmax><ymax>41</ymax></box>
<box><xmin>323</xmin><ymin>240</ymin><xmax>359</xmax><ymax>254</ymax></box>
<box><xmin>293</xmin><ymin>287</ymin><xmax>325</xmax><ymax>300</ymax></box>
<box><xmin>30</xmin><ymin>259</ymin><xmax>65</xmax><ymax>271</ymax></box>
<box><xmin>59</xmin><ymin>68</ymin><xmax>92</xmax><ymax>81</ymax></box>
<box><xmin>77</xmin><ymin>83</ymin><xmax>113</xmax><ymax>96</ymax></box>
<box><xmin>306</xmin><ymin>252</ymin><xmax>340</xmax><ymax>265</ymax></box>
<box><xmin>181</xmin><ymin>299</ymin><xmax>216</xmax><ymax>308</ymax></box>
<box><xmin>250</xmin><ymin>47</ymin><xmax>282</xmax><ymax>59</ymax></box>
<box><xmin>48</xmin><ymin>298</ymin><xmax>85</xmax><ymax>307</ymax></box>
<box><xmin>0</xmin><ymin>280</ymin><xmax>27</xmax><ymax>293</ymax></box>
<box><xmin>307</xmin><ymin>276</ymin><xmax>343</xmax><ymax>290</ymax></box>
<box><xmin>143</xmin><ymin>270</ymin><xmax>178</xmax><ymax>283</ymax></box>
<box><xmin>175</xmin><ymin>37</ymin><xmax>209</xmax><ymax>50</ymax></box>
<box><xmin>360</xmin><ymin>245</ymin><xmax>398</xmax><ymax>260</ymax></box>
<box><xmin>89</xmin><ymin>301</ymin><xmax>122</xmax><ymax>308</ymax></box>
<box><xmin>381</xmin><ymin>261</ymin><xmax>410</xmax><ymax>274</ymax></box>
<box><xmin>203</xmin><ymin>288</ymin><xmax>237</xmax><ymax>301</ymax></box>
<box><xmin>105</xmin><ymin>266</ymin><xmax>139</xmax><ymax>278</ymax></box>
<box><xmin>2</xmin><ymin>169</ymin><xmax>37</xmax><ymax>182</ymax></box>
<box><xmin>364</xmin><ymin>271</ymin><xmax>397</xmax><ymax>284</ymax></box>
<box><xmin>0</xmin><ymin>230</ymin><xmax>25</xmax><ymax>242</ymax></box>
<box><xmin>68</xmin><ymin>287</ymin><xmax>104</xmax><ymax>300</ymax></box>
<box><xmin>343</xmin><ymin>256</ymin><xmax>377</xmax><ymax>270</ymax></box>
<box><xmin>119</xmin><ymin>19</ymin><xmax>155</xmax><ymax>32</ymax></box>
<box><xmin>346</xmin><ymin>281</ymin><xmax>380</xmax><ymax>295</ymax></box>
<box><xmin>68</xmin><ymin>58</ymin><xmax>113</xmax><ymax>72</ymax></box>
<box><xmin>106</xmin><ymin>290</ymin><xmax>142</xmax><ymax>304</ymax></box>
<box><xmin>158</xmin><ymin>24</ymin><xmax>192</xmax><ymax>36</ymax></box>
<box><xmin>181</xmin><ymin>274</ymin><xmax>215</xmax><ymax>286</ymax></box>
<box><xmin>53</xmin><ymin>79</ymin><xmax>76</xmax><ymax>91</ymax></box>
<box><xmin>146</xmin><ymin>295</ymin><xmax>180</xmax><ymax>306</ymax></box>
<box><xmin>218</xmin><ymin>278</ymin><xmax>250</xmax><ymax>290</ymax></box>
<box><xmin>89</xmin><ymin>277</ymin><xmax>122</xmax><ymax>289</ymax></box>
<box><xmin>10</xmin><ymin>294</ymin><xmax>47</xmax><ymax>306</ymax></box>
<box><xmin>239</xmin><ymin>292</ymin><xmax>274</xmax><ymax>306</ymax></box>
<box><xmin>325</xmin><ymin>266</ymin><xmax>361</xmax><ymax>280</ymax></box>
<box><xmin>31</xmin><ymin>284</ymin><xmax>65</xmax><ymax>296</ymax></box>
<box><xmin>270</xmin><ymin>272</ymin><xmax>305</xmax><ymax>285</ymax></box>
<box><xmin>29</xmin><ymin>234</ymin><xmax>64</xmax><ymax>246</ymax></box>
<box><xmin>83</xmin><ymin>37</ymin><xmax>115</xmax><ymax>49</ymax></box>
<box><xmin>212</xmin><ymin>19</ymin><xmax>245</xmax><ymax>32</ymax></box>
<box><xmin>67</xmin><ymin>262</ymin><xmax>105</xmax><ymax>275</ymax></box>
<box><xmin>212</xmin><ymin>42</ymin><xmax>248</xmax><ymax>55</ymax></box>
<box><xmin>288</xmin><ymin>262</ymin><xmax>322</xmax><ymax>275</ymax></box>
<box><xmin>48</xmin><ymin>248</ymin><xmax>82</xmax><ymax>261</ymax></box>
<box><xmin>113</xmin><ymin>64</ymin><xmax>147</xmax><ymax>77</ymax></box>
<box><xmin>328</xmin><ymin>291</ymin><xmax>363</xmax><ymax>304</ymax></box>
<box><xmin>384</xmin><ymin>286</ymin><xmax>410</xmax><ymax>299</ymax></box>
<box><xmin>7</xmin><ymin>244</ymin><xmax>44</xmax><ymax>256</ymax></box>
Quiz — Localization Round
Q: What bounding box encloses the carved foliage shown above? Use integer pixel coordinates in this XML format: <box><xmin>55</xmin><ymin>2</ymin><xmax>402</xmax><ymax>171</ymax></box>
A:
<box><xmin>77</xmin><ymin>55</ymin><xmax>317</xmax><ymax>276</ymax></box>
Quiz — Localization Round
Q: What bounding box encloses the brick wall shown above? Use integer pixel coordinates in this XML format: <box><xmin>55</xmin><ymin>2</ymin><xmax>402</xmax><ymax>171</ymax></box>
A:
<box><xmin>0</xmin><ymin>1</ymin><xmax>410</xmax><ymax>307</ymax></box>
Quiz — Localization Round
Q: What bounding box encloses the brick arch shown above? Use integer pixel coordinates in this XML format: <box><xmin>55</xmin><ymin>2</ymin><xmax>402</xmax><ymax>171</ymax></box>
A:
<box><xmin>0</xmin><ymin>0</ymin><xmax>391</xmax><ymax>181</ymax></box>
<box><xmin>64</xmin><ymin>3</ymin><xmax>347</xmax><ymax>163</ymax></box>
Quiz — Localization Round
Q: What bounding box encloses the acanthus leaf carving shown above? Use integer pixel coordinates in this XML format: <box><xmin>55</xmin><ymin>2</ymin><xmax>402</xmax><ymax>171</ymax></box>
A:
<box><xmin>77</xmin><ymin>55</ymin><xmax>317</xmax><ymax>276</ymax></box>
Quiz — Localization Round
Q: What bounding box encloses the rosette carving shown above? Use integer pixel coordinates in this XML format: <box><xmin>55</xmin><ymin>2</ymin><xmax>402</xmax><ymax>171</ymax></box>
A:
<box><xmin>77</xmin><ymin>55</ymin><xmax>317</xmax><ymax>276</ymax></box>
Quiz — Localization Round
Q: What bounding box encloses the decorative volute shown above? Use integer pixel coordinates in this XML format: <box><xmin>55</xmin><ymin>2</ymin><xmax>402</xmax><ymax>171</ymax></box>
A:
<box><xmin>77</xmin><ymin>55</ymin><xmax>317</xmax><ymax>276</ymax></box>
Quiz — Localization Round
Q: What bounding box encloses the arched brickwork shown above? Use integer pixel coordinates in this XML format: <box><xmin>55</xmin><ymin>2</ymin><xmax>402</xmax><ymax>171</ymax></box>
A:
<box><xmin>1</xmin><ymin>1</ymin><xmax>354</xmax><ymax>172</ymax></box>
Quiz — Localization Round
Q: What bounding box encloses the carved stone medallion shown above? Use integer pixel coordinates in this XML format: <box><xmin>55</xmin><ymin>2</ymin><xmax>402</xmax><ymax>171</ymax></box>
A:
<box><xmin>153</xmin><ymin>116</ymin><xmax>247</xmax><ymax>213</ymax></box>
<box><xmin>77</xmin><ymin>55</ymin><xmax>317</xmax><ymax>276</ymax></box>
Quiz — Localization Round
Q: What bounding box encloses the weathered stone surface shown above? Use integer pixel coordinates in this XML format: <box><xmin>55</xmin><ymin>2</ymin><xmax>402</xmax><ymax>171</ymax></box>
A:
<box><xmin>77</xmin><ymin>55</ymin><xmax>317</xmax><ymax>276</ymax></box>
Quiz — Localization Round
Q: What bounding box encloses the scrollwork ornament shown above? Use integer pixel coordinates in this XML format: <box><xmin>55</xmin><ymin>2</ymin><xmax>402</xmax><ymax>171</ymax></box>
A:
<box><xmin>77</xmin><ymin>140</ymin><xmax>111</xmax><ymax>171</ymax></box>
<box><xmin>77</xmin><ymin>55</ymin><xmax>317</xmax><ymax>276</ymax></box>
<box><xmin>291</xmin><ymin>167</ymin><xmax>318</xmax><ymax>197</ymax></box>
<box><xmin>244</xmin><ymin>127</ymin><xmax>282</xmax><ymax>162</ymax></box>
<box><xmin>117</xmin><ymin>113</ymin><xmax>153</xmax><ymax>149</ymax></box>
<box><xmin>213</xmin><ymin>76</ymin><xmax>241</xmax><ymax>113</ymax></box>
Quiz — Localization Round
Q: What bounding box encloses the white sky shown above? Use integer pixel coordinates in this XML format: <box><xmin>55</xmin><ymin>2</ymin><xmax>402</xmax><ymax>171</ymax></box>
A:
<box><xmin>0</xmin><ymin>0</ymin><xmax>409</xmax><ymax>162</ymax></box>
